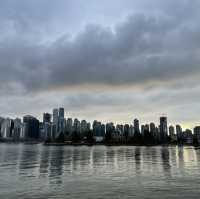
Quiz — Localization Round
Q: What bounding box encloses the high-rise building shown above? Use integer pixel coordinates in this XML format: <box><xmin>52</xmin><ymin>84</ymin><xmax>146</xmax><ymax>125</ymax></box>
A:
<box><xmin>124</xmin><ymin>124</ymin><xmax>130</xmax><ymax>139</ymax></box>
<box><xmin>44</xmin><ymin>122</ymin><xmax>52</xmax><ymax>141</ymax></box>
<box><xmin>160</xmin><ymin>116</ymin><xmax>168</xmax><ymax>143</ymax></box>
<box><xmin>194</xmin><ymin>126</ymin><xmax>200</xmax><ymax>145</ymax></box>
<box><xmin>150</xmin><ymin>122</ymin><xmax>156</xmax><ymax>138</ymax></box>
<box><xmin>183</xmin><ymin>129</ymin><xmax>193</xmax><ymax>144</ymax></box>
<box><xmin>141</xmin><ymin>125</ymin><xmax>145</xmax><ymax>136</ymax></box>
<box><xmin>1</xmin><ymin>118</ymin><xmax>13</xmax><ymax>138</ymax></box>
<box><xmin>116</xmin><ymin>124</ymin><xmax>124</xmax><ymax>136</ymax></box>
<box><xmin>52</xmin><ymin>108</ymin><xmax>58</xmax><ymax>139</ymax></box>
<box><xmin>134</xmin><ymin>119</ymin><xmax>140</xmax><ymax>135</ymax></box>
<box><xmin>13</xmin><ymin>118</ymin><xmax>22</xmax><ymax>140</ymax></box>
<box><xmin>59</xmin><ymin>108</ymin><xmax>64</xmax><ymax>119</ymax></box>
<box><xmin>0</xmin><ymin>117</ymin><xmax>4</xmax><ymax>136</ymax></box>
<box><xmin>58</xmin><ymin>108</ymin><xmax>65</xmax><ymax>135</ymax></box>
<box><xmin>101</xmin><ymin>124</ymin><xmax>105</xmax><ymax>137</ymax></box>
<box><xmin>93</xmin><ymin>120</ymin><xmax>103</xmax><ymax>137</ymax></box>
<box><xmin>106</xmin><ymin>122</ymin><xmax>115</xmax><ymax>136</ymax></box>
<box><xmin>23</xmin><ymin>115</ymin><xmax>39</xmax><ymax>139</ymax></box>
<box><xmin>176</xmin><ymin>125</ymin><xmax>183</xmax><ymax>142</ymax></box>
<box><xmin>66</xmin><ymin>118</ymin><xmax>73</xmax><ymax>136</ymax></box>
<box><xmin>129</xmin><ymin>125</ymin><xmax>134</xmax><ymax>137</ymax></box>
<box><xmin>52</xmin><ymin>108</ymin><xmax>65</xmax><ymax>138</ymax></box>
<box><xmin>43</xmin><ymin>113</ymin><xmax>51</xmax><ymax>124</ymax></box>
<box><xmin>169</xmin><ymin>125</ymin><xmax>175</xmax><ymax>136</ymax></box>
<box><xmin>81</xmin><ymin>120</ymin><xmax>88</xmax><ymax>136</ymax></box>
<box><xmin>73</xmin><ymin>118</ymin><xmax>81</xmax><ymax>134</ymax></box>
<box><xmin>53</xmin><ymin>109</ymin><xmax>59</xmax><ymax>125</ymax></box>
<box><xmin>87</xmin><ymin>123</ymin><xmax>91</xmax><ymax>131</ymax></box>
<box><xmin>169</xmin><ymin>125</ymin><xmax>177</xmax><ymax>142</ymax></box>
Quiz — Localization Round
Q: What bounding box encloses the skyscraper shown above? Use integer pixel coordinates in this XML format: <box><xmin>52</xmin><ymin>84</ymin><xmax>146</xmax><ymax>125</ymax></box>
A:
<box><xmin>169</xmin><ymin>125</ymin><xmax>177</xmax><ymax>142</ymax></box>
<box><xmin>160</xmin><ymin>116</ymin><xmax>168</xmax><ymax>143</ymax></box>
<box><xmin>23</xmin><ymin>115</ymin><xmax>39</xmax><ymax>139</ymax></box>
<box><xmin>194</xmin><ymin>126</ymin><xmax>200</xmax><ymax>145</ymax></box>
<box><xmin>176</xmin><ymin>125</ymin><xmax>183</xmax><ymax>142</ymax></box>
<box><xmin>169</xmin><ymin>126</ymin><xmax>175</xmax><ymax>137</ymax></box>
<box><xmin>1</xmin><ymin>118</ymin><xmax>13</xmax><ymax>138</ymax></box>
<box><xmin>81</xmin><ymin>120</ymin><xmax>88</xmax><ymax>136</ymax></box>
<box><xmin>66</xmin><ymin>118</ymin><xmax>73</xmax><ymax>136</ymax></box>
<box><xmin>59</xmin><ymin>108</ymin><xmax>64</xmax><ymax>119</ymax></box>
<box><xmin>73</xmin><ymin>118</ymin><xmax>81</xmax><ymax>134</ymax></box>
<box><xmin>53</xmin><ymin>109</ymin><xmax>59</xmax><ymax>125</ymax></box>
<box><xmin>150</xmin><ymin>122</ymin><xmax>156</xmax><ymax>138</ymax></box>
<box><xmin>58</xmin><ymin>107</ymin><xmax>65</xmax><ymax>134</ymax></box>
<box><xmin>134</xmin><ymin>119</ymin><xmax>140</xmax><ymax>135</ymax></box>
<box><xmin>43</xmin><ymin>113</ymin><xmax>51</xmax><ymax>124</ymax></box>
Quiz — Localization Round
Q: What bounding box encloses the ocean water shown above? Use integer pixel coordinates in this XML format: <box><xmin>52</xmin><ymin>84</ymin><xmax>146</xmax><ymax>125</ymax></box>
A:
<box><xmin>0</xmin><ymin>144</ymin><xmax>200</xmax><ymax>199</ymax></box>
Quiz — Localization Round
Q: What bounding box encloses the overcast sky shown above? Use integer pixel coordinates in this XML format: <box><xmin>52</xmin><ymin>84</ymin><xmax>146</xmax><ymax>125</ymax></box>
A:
<box><xmin>0</xmin><ymin>0</ymin><xmax>200</xmax><ymax>128</ymax></box>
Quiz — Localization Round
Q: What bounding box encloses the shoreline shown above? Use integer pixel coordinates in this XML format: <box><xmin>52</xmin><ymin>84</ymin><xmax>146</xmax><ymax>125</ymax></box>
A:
<box><xmin>0</xmin><ymin>139</ymin><xmax>199</xmax><ymax>148</ymax></box>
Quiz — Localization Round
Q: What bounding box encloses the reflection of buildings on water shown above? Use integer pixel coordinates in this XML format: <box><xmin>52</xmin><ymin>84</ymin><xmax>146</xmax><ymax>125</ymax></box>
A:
<box><xmin>49</xmin><ymin>147</ymin><xmax>64</xmax><ymax>184</ymax></box>
<box><xmin>39</xmin><ymin>146</ymin><xmax>50</xmax><ymax>177</ymax></box>
<box><xmin>2</xmin><ymin>145</ymin><xmax>197</xmax><ymax>185</ymax></box>
<box><xmin>18</xmin><ymin>144</ymin><xmax>40</xmax><ymax>177</ymax></box>
<box><xmin>161</xmin><ymin>147</ymin><xmax>171</xmax><ymax>176</ymax></box>
<box><xmin>135</xmin><ymin>147</ymin><xmax>141</xmax><ymax>172</ymax></box>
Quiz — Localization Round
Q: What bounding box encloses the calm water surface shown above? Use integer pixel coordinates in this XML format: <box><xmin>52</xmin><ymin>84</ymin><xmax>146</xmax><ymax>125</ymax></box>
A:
<box><xmin>0</xmin><ymin>144</ymin><xmax>200</xmax><ymax>199</ymax></box>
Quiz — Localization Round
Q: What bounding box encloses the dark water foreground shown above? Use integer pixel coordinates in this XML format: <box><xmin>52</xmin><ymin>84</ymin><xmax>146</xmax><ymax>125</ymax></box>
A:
<box><xmin>0</xmin><ymin>144</ymin><xmax>200</xmax><ymax>199</ymax></box>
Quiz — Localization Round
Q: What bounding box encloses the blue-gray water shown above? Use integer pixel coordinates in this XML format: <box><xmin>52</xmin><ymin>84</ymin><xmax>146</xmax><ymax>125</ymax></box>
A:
<box><xmin>0</xmin><ymin>144</ymin><xmax>200</xmax><ymax>199</ymax></box>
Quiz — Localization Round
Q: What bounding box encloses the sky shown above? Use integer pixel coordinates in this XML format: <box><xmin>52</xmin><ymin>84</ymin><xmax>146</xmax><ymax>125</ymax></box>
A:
<box><xmin>0</xmin><ymin>0</ymin><xmax>200</xmax><ymax>128</ymax></box>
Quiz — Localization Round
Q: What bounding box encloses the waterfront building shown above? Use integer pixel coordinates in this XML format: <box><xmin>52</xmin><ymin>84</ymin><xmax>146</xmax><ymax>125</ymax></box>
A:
<box><xmin>176</xmin><ymin>125</ymin><xmax>183</xmax><ymax>142</ymax></box>
<box><xmin>150</xmin><ymin>122</ymin><xmax>156</xmax><ymax>138</ymax></box>
<box><xmin>52</xmin><ymin>107</ymin><xmax>65</xmax><ymax>138</ymax></box>
<box><xmin>182</xmin><ymin>129</ymin><xmax>193</xmax><ymax>144</ymax></box>
<box><xmin>155</xmin><ymin>127</ymin><xmax>160</xmax><ymax>142</ymax></box>
<box><xmin>169</xmin><ymin>125</ymin><xmax>177</xmax><ymax>142</ymax></box>
<box><xmin>58</xmin><ymin>107</ymin><xmax>65</xmax><ymax>135</ymax></box>
<box><xmin>65</xmin><ymin>118</ymin><xmax>73</xmax><ymax>136</ymax></box>
<box><xmin>106</xmin><ymin>122</ymin><xmax>115</xmax><ymax>140</ymax></box>
<box><xmin>13</xmin><ymin>118</ymin><xmax>22</xmax><ymax>140</ymax></box>
<box><xmin>0</xmin><ymin>118</ymin><xmax>13</xmax><ymax>139</ymax></box>
<box><xmin>160</xmin><ymin>116</ymin><xmax>168</xmax><ymax>143</ymax></box>
<box><xmin>44</xmin><ymin>122</ymin><xmax>52</xmax><ymax>141</ymax></box>
<box><xmin>81</xmin><ymin>120</ymin><xmax>88</xmax><ymax>136</ymax></box>
<box><xmin>116</xmin><ymin>124</ymin><xmax>124</xmax><ymax>136</ymax></box>
<box><xmin>43</xmin><ymin>113</ymin><xmax>51</xmax><ymax>124</ymax></box>
<box><xmin>129</xmin><ymin>125</ymin><xmax>134</xmax><ymax>137</ymax></box>
<box><xmin>53</xmin><ymin>108</ymin><xmax>59</xmax><ymax>136</ymax></box>
<box><xmin>93</xmin><ymin>120</ymin><xmax>104</xmax><ymax>142</ymax></box>
<box><xmin>134</xmin><ymin>119</ymin><xmax>140</xmax><ymax>135</ymax></box>
<box><xmin>0</xmin><ymin>117</ymin><xmax>4</xmax><ymax>135</ymax></box>
<box><xmin>141</xmin><ymin>125</ymin><xmax>145</xmax><ymax>136</ymax></box>
<box><xmin>87</xmin><ymin>122</ymin><xmax>91</xmax><ymax>132</ymax></box>
<box><xmin>23</xmin><ymin>115</ymin><xmax>39</xmax><ymax>139</ymax></box>
<box><xmin>124</xmin><ymin>124</ymin><xmax>130</xmax><ymax>139</ymax></box>
<box><xmin>194</xmin><ymin>126</ymin><xmax>200</xmax><ymax>145</ymax></box>
<box><xmin>73</xmin><ymin>118</ymin><xmax>81</xmax><ymax>134</ymax></box>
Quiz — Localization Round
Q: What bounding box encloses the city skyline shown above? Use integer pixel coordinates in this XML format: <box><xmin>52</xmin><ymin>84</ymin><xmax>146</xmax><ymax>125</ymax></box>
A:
<box><xmin>1</xmin><ymin>107</ymin><xmax>200</xmax><ymax>146</ymax></box>
<box><xmin>1</xmin><ymin>0</ymin><xmax>200</xmax><ymax>129</ymax></box>
<box><xmin>0</xmin><ymin>107</ymin><xmax>198</xmax><ymax>129</ymax></box>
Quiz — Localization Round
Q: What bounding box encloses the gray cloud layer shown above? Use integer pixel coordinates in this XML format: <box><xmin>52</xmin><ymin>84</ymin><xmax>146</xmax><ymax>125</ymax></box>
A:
<box><xmin>0</xmin><ymin>0</ymin><xmax>200</xmax><ymax>93</ymax></box>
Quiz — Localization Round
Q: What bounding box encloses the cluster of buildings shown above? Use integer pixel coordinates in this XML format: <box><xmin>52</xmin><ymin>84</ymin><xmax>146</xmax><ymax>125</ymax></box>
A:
<box><xmin>0</xmin><ymin>108</ymin><xmax>200</xmax><ymax>145</ymax></box>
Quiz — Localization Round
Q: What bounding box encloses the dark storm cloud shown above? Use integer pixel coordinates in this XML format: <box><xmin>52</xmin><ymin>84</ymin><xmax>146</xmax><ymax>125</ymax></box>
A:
<box><xmin>0</xmin><ymin>0</ymin><xmax>200</xmax><ymax>93</ymax></box>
